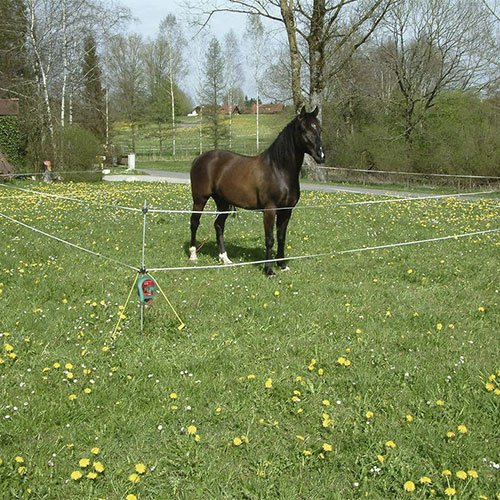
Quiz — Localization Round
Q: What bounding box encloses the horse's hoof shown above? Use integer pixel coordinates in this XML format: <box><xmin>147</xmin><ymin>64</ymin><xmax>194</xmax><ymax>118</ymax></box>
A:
<box><xmin>188</xmin><ymin>246</ymin><xmax>198</xmax><ymax>261</ymax></box>
<box><xmin>219</xmin><ymin>252</ymin><xmax>233</xmax><ymax>265</ymax></box>
<box><xmin>280</xmin><ymin>266</ymin><xmax>290</xmax><ymax>272</ymax></box>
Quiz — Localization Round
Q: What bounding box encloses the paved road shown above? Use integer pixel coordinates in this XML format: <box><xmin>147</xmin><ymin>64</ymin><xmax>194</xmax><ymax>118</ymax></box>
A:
<box><xmin>104</xmin><ymin>169</ymin><xmax>431</xmax><ymax>198</ymax></box>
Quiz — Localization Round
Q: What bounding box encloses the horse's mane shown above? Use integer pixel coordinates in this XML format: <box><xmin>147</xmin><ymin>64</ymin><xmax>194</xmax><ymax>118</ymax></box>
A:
<box><xmin>264</xmin><ymin>116</ymin><xmax>300</xmax><ymax>169</ymax></box>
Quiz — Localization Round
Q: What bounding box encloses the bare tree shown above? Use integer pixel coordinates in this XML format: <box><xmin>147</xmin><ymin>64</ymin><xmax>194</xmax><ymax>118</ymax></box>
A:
<box><xmin>23</xmin><ymin>0</ymin><xmax>130</xmax><ymax>166</ymax></box>
<box><xmin>245</xmin><ymin>13</ymin><xmax>267</xmax><ymax>152</ymax></box>
<box><xmin>378</xmin><ymin>0</ymin><xmax>499</xmax><ymax>146</ymax></box>
<box><xmin>186</xmin><ymin>0</ymin><xmax>394</xmax><ymax>117</ymax></box>
<box><xmin>106</xmin><ymin>33</ymin><xmax>146</xmax><ymax>151</ymax></box>
<box><xmin>158</xmin><ymin>15</ymin><xmax>186</xmax><ymax>157</ymax></box>
<box><xmin>223</xmin><ymin>29</ymin><xmax>244</xmax><ymax>150</ymax></box>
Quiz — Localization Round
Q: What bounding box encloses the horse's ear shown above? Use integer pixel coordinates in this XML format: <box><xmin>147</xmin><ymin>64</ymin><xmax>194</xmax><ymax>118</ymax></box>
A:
<box><xmin>312</xmin><ymin>106</ymin><xmax>319</xmax><ymax>117</ymax></box>
<box><xmin>299</xmin><ymin>106</ymin><xmax>307</xmax><ymax>118</ymax></box>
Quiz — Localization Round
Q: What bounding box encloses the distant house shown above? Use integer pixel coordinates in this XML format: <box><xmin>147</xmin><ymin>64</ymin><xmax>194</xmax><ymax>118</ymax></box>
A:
<box><xmin>188</xmin><ymin>106</ymin><xmax>202</xmax><ymax>117</ymax></box>
<box><xmin>251</xmin><ymin>102</ymin><xmax>285</xmax><ymax>114</ymax></box>
<box><xmin>220</xmin><ymin>104</ymin><xmax>242</xmax><ymax>115</ymax></box>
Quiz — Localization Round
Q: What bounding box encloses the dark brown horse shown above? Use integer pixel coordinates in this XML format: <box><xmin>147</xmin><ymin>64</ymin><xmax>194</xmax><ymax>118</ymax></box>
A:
<box><xmin>189</xmin><ymin>106</ymin><xmax>325</xmax><ymax>276</ymax></box>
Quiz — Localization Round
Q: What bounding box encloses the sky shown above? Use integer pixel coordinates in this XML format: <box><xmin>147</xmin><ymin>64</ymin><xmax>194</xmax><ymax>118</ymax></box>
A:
<box><xmin>118</xmin><ymin>0</ymin><xmax>275</xmax><ymax>98</ymax></box>
<box><xmin>120</xmin><ymin>0</ymin><xmax>247</xmax><ymax>42</ymax></box>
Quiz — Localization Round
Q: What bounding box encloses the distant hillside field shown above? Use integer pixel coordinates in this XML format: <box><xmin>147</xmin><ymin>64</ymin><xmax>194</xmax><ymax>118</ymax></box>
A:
<box><xmin>112</xmin><ymin>111</ymin><xmax>296</xmax><ymax>162</ymax></box>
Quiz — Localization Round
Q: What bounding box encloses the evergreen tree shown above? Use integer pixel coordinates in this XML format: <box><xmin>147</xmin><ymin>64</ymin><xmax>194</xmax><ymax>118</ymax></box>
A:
<box><xmin>199</xmin><ymin>37</ymin><xmax>226</xmax><ymax>149</ymax></box>
<box><xmin>0</xmin><ymin>0</ymin><xmax>29</xmax><ymax>97</ymax></box>
<box><xmin>79</xmin><ymin>34</ymin><xmax>106</xmax><ymax>143</ymax></box>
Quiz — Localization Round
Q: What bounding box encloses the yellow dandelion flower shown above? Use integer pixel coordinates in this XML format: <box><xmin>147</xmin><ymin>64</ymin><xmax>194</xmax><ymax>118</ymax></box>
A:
<box><xmin>322</xmin><ymin>399</ymin><xmax>331</xmax><ymax>406</ymax></box>
<box><xmin>488</xmin><ymin>374</ymin><xmax>496</xmax><ymax>381</ymax></box>
<box><xmin>419</xmin><ymin>476</ymin><xmax>432</xmax><ymax>485</ymax></box>
<box><xmin>485</xmin><ymin>382</ymin><xmax>495</xmax><ymax>391</ymax></box>
<box><xmin>247</xmin><ymin>374</ymin><xmax>256</xmax><ymax>380</ymax></box>
<box><xmin>264</xmin><ymin>378</ymin><xmax>273</xmax><ymax>389</ymax></box>
<box><xmin>303</xmin><ymin>450</ymin><xmax>312</xmax><ymax>457</ymax></box>
<box><xmin>317</xmin><ymin>367</ymin><xmax>324</xmax><ymax>375</ymax></box>
<box><xmin>70</xmin><ymin>470</ymin><xmax>83</xmax><ymax>481</ymax></box>
<box><xmin>444</xmin><ymin>487</ymin><xmax>456</xmax><ymax>497</ymax></box>
<box><xmin>446</xmin><ymin>431</ymin><xmax>456</xmax><ymax>438</ymax></box>
<box><xmin>15</xmin><ymin>456</ymin><xmax>24</xmax><ymax>464</ymax></box>
<box><xmin>79</xmin><ymin>458</ymin><xmax>90</xmax><ymax>468</ymax></box>
<box><xmin>86</xmin><ymin>471</ymin><xmax>98</xmax><ymax>480</ymax></box>
<box><xmin>65</xmin><ymin>363</ymin><xmax>73</xmax><ymax>370</ymax></box>
<box><xmin>194</xmin><ymin>434</ymin><xmax>201</xmax><ymax>442</ymax></box>
<box><xmin>385</xmin><ymin>440</ymin><xmax>396</xmax><ymax>449</ymax></box>
<box><xmin>90</xmin><ymin>447</ymin><xmax>100</xmax><ymax>455</ymax></box>
<box><xmin>436</xmin><ymin>400</ymin><xmax>445</xmax><ymax>406</ymax></box>
<box><xmin>128</xmin><ymin>473</ymin><xmax>140</xmax><ymax>483</ymax></box>
<box><xmin>135</xmin><ymin>463</ymin><xmax>147</xmax><ymax>474</ymax></box>
<box><xmin>93</xmin><ymin>461</ymin><xmax>105</xmax><ymax>473</ymax></box>
<box><xmin>478</xmin><ymin>306</ymin><xmax>486</xmax><ymax>312</ymax></box>
<box><xmin>169</xmin><ymin>392</ymin><xmax>178</xmax><ymax>399</ymax></box>
<box><xmin>322</xmin><ymin>443</ymin><xmax>333</xmax><ymax>452</ymax></box>
<box><xmin>467</xmin><ymin>469</ymin><xmax>478</xmax><ymax>479</ymax></box>
<box><xmin>126</xmin><ymin>495</ymin><xmax>137</xmax><ymax>500</ymax></box>
<box><xmin>366</xmin><ymin>411</ymin><xmax>374</xmax><ymax>419</ymax></box>
<box><xmin>17</xmin><ymin>466</ymin><xmax>27</xmax><ymax>476</ymax></box>
<box><xmin>406</xmin><ymin>414</ymin><xmax>414</xmax><ymax>422</ymax></box>
<box><xmin>66</xmin><ymin>372</ymin><xmax>74</xmax><ymax>379</ymax></box>
<box><xmin>442</xmin><ymin>469</ymin><xmax>452</xmax><ymax>477</ymax></box>
<box><xmin>436</xmin><ymin>323</ymin><xmax>443</xmax><ymax>331</ymax></box>
<box><xmin>187</xmin><ymin>425</ymin><xmax>197</xmax><ymax>435</ymax></box>
<box><xmin>456</xmin><ymin>470</ymin><xmax>467</xmax><ymax>480</ymax></box>
<box><xmin>233</xmin><ymin>437</ymin><xmax>242</xmax><ymax>446</ymax></box>
<box><xmin>83</xmin><ymin>387</ymin><xmax>92</xmax><ymax>394</ymax></box>
<box><xmin>457</xmin><ymin>424</ymin><xmax>467</xmax><ymax>434</ymax></box>
<box><xmin>377</xmin><ymin>455</ymin><xmax>385</xmax><ymax>463</ymax></box>
<box><xmin>404</xmin><ymin>481</ymin><xmax>416</xmax><ymax>492</ymax></box>
<box><xmin>296</xmin><ymin>435</ymin><xmax>305</xmax><ymax>441</ymax></box>
<box><xmin>68</xmin><ymin>394</ymin><xmax>77</xmax><ymax>401</ymax></box>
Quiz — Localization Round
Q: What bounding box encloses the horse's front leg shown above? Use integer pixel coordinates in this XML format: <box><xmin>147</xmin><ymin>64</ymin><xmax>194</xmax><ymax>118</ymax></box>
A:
<box><xmin>276</xmin><ymin>208</ymin><xmax>292</xmax><ymax>271</ymax></box>
<box><xmin>263</xmin><ymin>209</ymin><xmax>276</xmax><ymax>276</ymax></box>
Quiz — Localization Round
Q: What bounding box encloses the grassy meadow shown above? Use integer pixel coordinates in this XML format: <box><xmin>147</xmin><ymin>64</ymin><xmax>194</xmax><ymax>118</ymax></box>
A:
<box><xmin>0</xmin><ymin>180</ymin><xmax>499</xmax><ymax>499</ymax></box>
<box><xmin>113</xmin><ymin>112</ymin><xmax>296</xmax><ymax>162</ymax></box>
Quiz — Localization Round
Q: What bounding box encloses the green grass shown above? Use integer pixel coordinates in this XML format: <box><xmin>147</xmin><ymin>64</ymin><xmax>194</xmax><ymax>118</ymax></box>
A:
<box><xmin>0</xmin><ymin>181</ymin><xmax>499</xmax><ymax>499</ymax></box>
<box><xmin>113</xmin><ymin>112</ymin><xmax>295</xmax><ymax>159</ymax></box>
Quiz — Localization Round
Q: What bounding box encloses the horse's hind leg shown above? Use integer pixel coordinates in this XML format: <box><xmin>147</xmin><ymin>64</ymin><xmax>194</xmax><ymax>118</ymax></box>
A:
<box><xmin>214</xmin><ymin>197</ymin><xmax>232</xmax><ymax>264</ymax></box>
<box><xmin>189</xmin><ymin>197</ymin><xmax>208</xmax><ymax>261</ymax></box>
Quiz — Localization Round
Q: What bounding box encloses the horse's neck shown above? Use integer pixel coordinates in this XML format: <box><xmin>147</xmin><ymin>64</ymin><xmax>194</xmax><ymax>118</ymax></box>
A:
<box><xmin>267</xmin><ymin>124</ymin><xmax>304</xmax><ymax>179</ymax></box>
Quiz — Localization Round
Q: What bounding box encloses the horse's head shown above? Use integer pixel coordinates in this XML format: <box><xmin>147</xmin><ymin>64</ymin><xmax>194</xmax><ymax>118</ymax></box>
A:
<box><xmin>298</xmin><ymin>106</ymin><xmax>325</xmax><ymax>164</ymax></box>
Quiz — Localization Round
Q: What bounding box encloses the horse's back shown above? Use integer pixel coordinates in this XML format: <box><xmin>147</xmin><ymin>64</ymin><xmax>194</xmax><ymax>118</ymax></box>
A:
<box><xmin>190</xmin><ymin>150</ymin><xmax>263</xmax><ymax>206</ymax></box>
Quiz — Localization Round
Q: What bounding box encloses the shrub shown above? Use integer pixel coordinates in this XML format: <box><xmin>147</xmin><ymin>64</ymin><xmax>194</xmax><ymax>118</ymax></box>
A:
<box><xmin>57</xmin><ymin>125</ymin><xmax>102</xmax><ymax>182</ymax></box>
<box><xmin>0</xmin><ymin>115</ymin><xmax>22</xmax><ymax>167</ymax></box>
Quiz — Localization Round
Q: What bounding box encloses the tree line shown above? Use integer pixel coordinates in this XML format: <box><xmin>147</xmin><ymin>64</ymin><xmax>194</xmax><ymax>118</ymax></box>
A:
<box><xmin>0</xmin><ymin>0</ymin><xmax>498</xmax><ymax>177</ymax></box>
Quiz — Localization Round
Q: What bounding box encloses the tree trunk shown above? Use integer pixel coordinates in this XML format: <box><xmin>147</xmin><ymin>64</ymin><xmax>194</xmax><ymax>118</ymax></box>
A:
<box><xmin>279</xmin><ymin>0</ymin><xmax>303</xmax><ymax>111</ymax></box>
<box><xmin>27</xmin><ymin>0</ymin><xmax>56</xmax><ymax>163</ymax></box>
